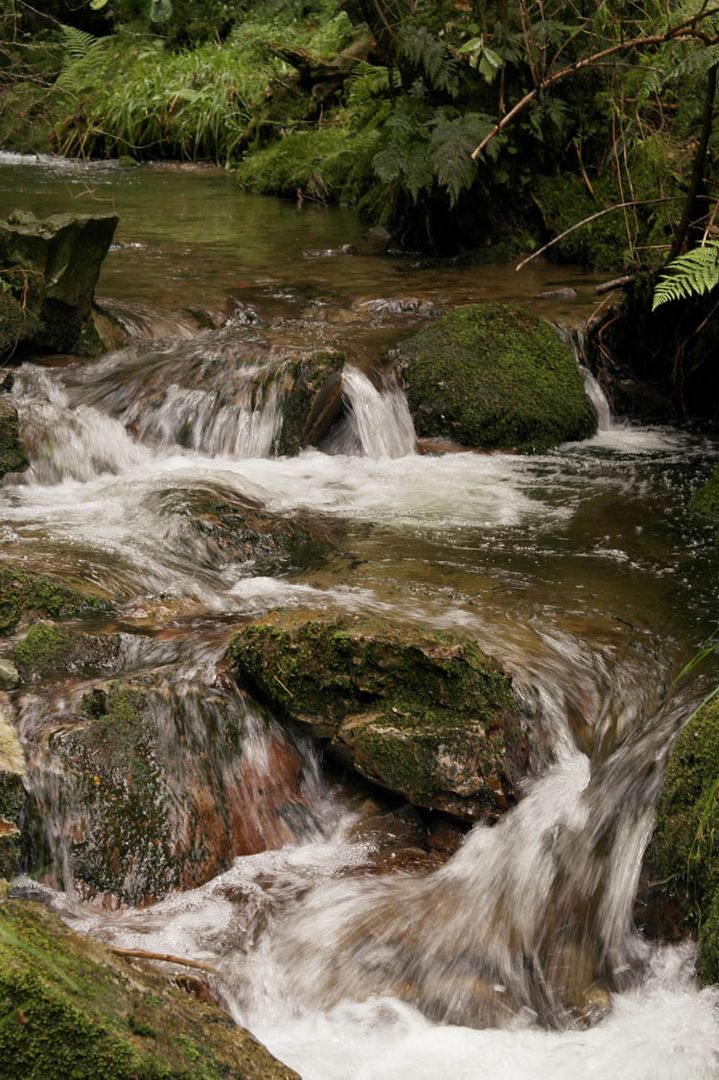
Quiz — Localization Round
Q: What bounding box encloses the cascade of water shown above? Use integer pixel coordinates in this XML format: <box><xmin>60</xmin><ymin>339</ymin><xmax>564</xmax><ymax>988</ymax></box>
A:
<box><xmin>558</xmin><ymin>325</ymin><xmax>613</xmax><ymax>431</ymax></box>
<box><xmin>340</xmin><ymin>366</ymin><xmax>416</xmax><ymax>458</ymax></box>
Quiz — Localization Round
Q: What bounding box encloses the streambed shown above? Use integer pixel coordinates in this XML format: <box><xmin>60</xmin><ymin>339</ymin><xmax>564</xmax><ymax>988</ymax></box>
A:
<box><xmin>1</xmin><ymin>155</ymin><xmax>719</xmax><ymax>1078</ymax></box>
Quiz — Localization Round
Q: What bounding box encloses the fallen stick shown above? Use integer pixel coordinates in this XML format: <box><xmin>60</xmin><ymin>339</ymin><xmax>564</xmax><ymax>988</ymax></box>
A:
<box><xmin>109</xmin><ymin>946</ymin><xmax>218</xmax><ymax>974</ymax></box>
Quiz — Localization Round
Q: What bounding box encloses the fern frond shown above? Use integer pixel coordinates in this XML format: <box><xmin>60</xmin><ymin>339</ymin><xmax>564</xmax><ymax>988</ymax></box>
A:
<box><xmin>56</xmin><ymin>24</ymin><xmax>115</xmax><ymax>94</ymax></box>
<box><xmin>398</xmin><ymin>27</ymin><xmax>459</xmax><ymax>98</ymax></box>
<box><xmin>652</xmin><ymin>241</ymin><xmax>719</xmax><ymax>309</ymax></box>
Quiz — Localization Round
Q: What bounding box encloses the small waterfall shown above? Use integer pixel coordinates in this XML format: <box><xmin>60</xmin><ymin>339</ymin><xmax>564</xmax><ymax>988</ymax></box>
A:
<box><xmin>340</xmin><ymin>366</ymin><xmax>416</xmax><ymax>458</ymax></box>
<box><xmin>559</xmin><ymin>325</ymin><xmax>613</xmax><ymax>431</ymax></box>
<box><xmin>10</xmin><ymin>366</ymin><xmax>151</xmax><ymax>484</ymax></box>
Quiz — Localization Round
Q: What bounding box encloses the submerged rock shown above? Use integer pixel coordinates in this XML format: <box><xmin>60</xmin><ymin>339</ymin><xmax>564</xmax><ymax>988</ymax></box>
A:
<box><xmin>0</xmin><ymin>209</ymin><xmax>118</xmax><ymax>361</ymax></box>
<box><xmin>38</xmin><ymin>673</ymin><xmax>313</xmax><ymax>904</ymax></box>
<box><xmin>388</xmin><ymin>302</ymin><xmax>596</xmax><ymax>452</ymax></box>
<box><xmin>645</xmin><ymin>696</ymin><xmax>719</xmax><ymax>984</ymax></box>
<box><xmin>0</xmin><ymin>900</ymin><xmax>299</xmax><ymax>1079</ymax></box>
<box><xmin>156</xmin><ymin>482</ymin><xmax>339</xmax><ymax>574</ymax></box>
<box><xmin>0</xmin><ymin>398</ymin><xmax>29</xmax><ymax>480</ymax></box>
<box><xmin>229</xmin><ymin>612</ymin><xmax>528</xmax><ymax>821</ymax></box>
<box><xmin>0</xmin><ymin>565</ymin><xmax>111</xmax><ymax>636</ymax></box>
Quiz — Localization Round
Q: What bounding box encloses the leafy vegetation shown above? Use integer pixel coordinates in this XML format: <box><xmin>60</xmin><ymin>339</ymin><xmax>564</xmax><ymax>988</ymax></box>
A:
<box><xmin>653</xmin><ymin>240</ymin><xmax>719</xmax><ymax>308</ymax></box>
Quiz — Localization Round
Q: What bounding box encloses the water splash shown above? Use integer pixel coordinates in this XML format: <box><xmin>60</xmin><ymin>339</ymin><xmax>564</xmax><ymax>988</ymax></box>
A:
<box><xmin>339</xmin><ymin>366</ymin><xmax>416</xmax><ymax>458</ymax></box>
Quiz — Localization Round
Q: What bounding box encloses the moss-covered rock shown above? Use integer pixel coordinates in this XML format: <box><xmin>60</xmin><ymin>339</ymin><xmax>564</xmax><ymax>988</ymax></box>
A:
<box><xmin>646</xmin><ymin>696</ymin><xmax>719</xmax><ymax>984</ymax></box>
<box><xmin>388</xmin><ymin>303</ymin><xmax>596</xmax><ymax>453</ymax></box>
<box><xmin>0</xmin><ymin>900</ymin><xmax>299</xmax><ymax>1080</ymax></box>
<box><xmin>0</xmin><ymin>705</ymin><xmax>25</xmax><ymax>881</ymax></box>
<box><xmin>0</xmin><ymin>566</ymin><xmax>111</xmax><ymax>636</ymax></box>
<box><xmin>0</xmin><ymin>209</ymin><xmax>118</xmax><ymax>361</ymax></box>
<box><xmin>534</xmin><ymin>174</ymin><xmax>630</xmax><ymax>271</ymax></box>
<box><xmin>229</xmin><ymin>611</ymin><xmax>528</xmax><ymax>820</ymax></box>
<box><xmin>691</xmin><ymin>464</ymin><xmax>719</xmax><ymax>520</ymax></box>
<box><xmin>0</xmin><ymin>398</ymin><xmax>29</xmax><ymax>480</ymax></box>
<box><xmin>13</xmin><ymin>622</ymin><xmax>122</xmax><ymax>683</ymax></box>
<box><xmin>45</xmin><ymin>674</ymin><xmax>308</xmax><ymax>904</ymax></box>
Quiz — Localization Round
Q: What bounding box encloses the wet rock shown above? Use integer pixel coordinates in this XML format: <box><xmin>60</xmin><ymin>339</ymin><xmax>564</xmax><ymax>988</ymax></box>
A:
<box><xmin>387</xmin><ymin>302</ymin><xmax>597</xmax><ymax>452</ymax></box>
<box><xmin>77</xmin><ymin>330</ymin><xmax>348</xmax><ymax>456</ymax></box>
<box><xmin>346</xmin><ymin>225</ymin><xmax>393</xmax><ymax>256</ymax></box>
<box><xmin>0</xmin><ymin>703</ymin><xmax>25</xmax><ymax>880</ymax></box>
<box><xmin>229</xmin><ymin>612</ymin><xmax>528</xmax><ymax>821</ymax></box>
<box><xmin>0</xmin><ymin>659</ymin><xmax>19</xmax><ymax>690</ymax></box>
<box><xmin>156</xmin><ymin>482</ymin><xmax>339</xmax><ymax>574</ymax></box>
<box><xmin>534</xmin><ymin>287</ymin><xmax>578</xmax><ymax>300</ymax></box>
<box><xmin>0</xmin><ymin>565</ymin><xmax>111</xmax><ymax>636</ymax></box>
<box><xmin>0</xmin><ymin>208</ymin><xmax>118</xmax><ymax>361</ymax></box>
<box><xmin>0</xmin><ymin>900</ymin><xmax>299</xmax><ymax>1079</ymax></box>
<box><xmin>643</xmin><ymin>696</ymin><xmax>719</xmax><ymax>984</ymax></box>
<box><xmin>0</xmin><ymin>397</ymin><xmax>29</xmax><ymax>480</ymax></box>
<box><xmin>13</xmin><ymin>621</ymin><xmax>122</xmax><ymax>683</ymax></box>
<box><xmin>42</xmin><ymin>674</ymin><xmax>312</xmax><ymax>904</ymax></box>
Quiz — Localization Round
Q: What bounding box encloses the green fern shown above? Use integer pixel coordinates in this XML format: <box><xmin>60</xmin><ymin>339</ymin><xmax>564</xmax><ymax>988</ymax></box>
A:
<box><xmin>398</xmin><ymin>26</ymin><xmax>459</xmax><ymax>98</ymax></box>
<box><xmin>652</xmin><ymin>240</ymin><xmax>719</xmax><ymax>309</ymax></box>
<box><xmin>56</xmin><ymin>25</ymin><xmax>114</xmax><ymax>94</ymax></box>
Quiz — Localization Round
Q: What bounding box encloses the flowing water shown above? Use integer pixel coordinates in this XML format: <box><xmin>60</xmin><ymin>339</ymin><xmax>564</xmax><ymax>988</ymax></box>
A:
<box><xmin>2</xmin><ymin>155</ymin><xmax>719</xmax><ymax>1078</ymax></box>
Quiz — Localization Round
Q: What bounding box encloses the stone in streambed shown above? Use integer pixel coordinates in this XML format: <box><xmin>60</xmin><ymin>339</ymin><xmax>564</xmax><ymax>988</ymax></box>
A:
<box><xmin>13</xmin><ymin>621</ymin><xmax>122</xmax><ymax>683</ymax></box>
<box><xmin>387</xmin><ymin>302</ymin><xmax>596</xmax><ymax>452</ymax></box>
<box><xmin>0</xmin><ymin>397</ymin><xmax>28</xmax><ymax>480</ymax></box>
<box><xmin>0</xmin><ymin>704</ymin><xmax>25</xmax><ymax>881</ymax></box>
<box><xmin>0</xmin><ymin>900</ymin><xmax>299</xmax><ymax>1080</ymax></box>
<box><xmin>0</xmin><ymin>565</ymin><xmax>111</xmax><ymax>636</ymax></box>
<box><xmin>0</xmin><ymin>209</ymin><xmax>118</xmax><ymax>361</ymax></box>
<box><xmin>643</xmin><ymin>696</ymin><xmax>719</xmax><ymax>984</ymax></box>
<box><xmin>42</xmin><ymin>674</ymin><xmax>310</xmax><ymax>904</ymax></box>
<box><xmin>229</xmin><ymin>612</ymin><xmax>528</xmax><ymax>821</ymax></box>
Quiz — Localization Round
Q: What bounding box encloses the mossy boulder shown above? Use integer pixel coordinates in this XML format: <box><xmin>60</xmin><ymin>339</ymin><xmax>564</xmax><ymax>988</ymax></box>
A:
<box><xmin>43</xmin><ymin>674</ymin><xmax>308</xmax><ymax>904</ymax></box>
<box><xmin>691</xmin><ymin>464</ymin><xmax>719</xmax><ymax>520</ymax></box>
<box><xmin>0</xmin><ymin>209</ymin><xmax>118</xmax><ymax>361</ymax></box>
<box><xmin>646</xmin><ymin>696</ymin><xmax>719</xmax><ymax>984</ymax></box>
<box><xmin>0</xmin><ymin>398</ymin><xmax>29</xmax><ymax>480</ymax></box>
<box><xmin>0</xmin><ymin>566</ymin><xmax>111</xmax><ymax>636</ymax></box>
<box><xmin>0</xmin><ymin>704</ymin><xmax>25</xmax><ymax>881</ymax></box>
<box><xmin>388</xmin><ymin>303</ymin><xmax>596</xmax><ymax>452</ymax></box>
<box><xmin>156</xmin><ymin>482</ymin><xmax>339</xmax><ymax>573</ymax></box>
<box><xmin>229</xmin><ymin>612</ymin><xmax>528</xmax><ymax>820</ymax></box>
<box><xmin>13</xmin><ymin>622</ymin><xmax>122</xmax><ymax>684</ymax></box>
<box><xmin>0</xmin><ymin>900</ymin><xmax>299</xmax><ymax>1080</ymax></box>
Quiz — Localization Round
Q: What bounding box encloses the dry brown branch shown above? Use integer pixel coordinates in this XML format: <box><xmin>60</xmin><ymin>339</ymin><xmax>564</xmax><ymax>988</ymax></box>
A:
<box><xmin>108</xmin><ymin>946</ymin><xmax>218</xmax><ymax>974</ymax></box>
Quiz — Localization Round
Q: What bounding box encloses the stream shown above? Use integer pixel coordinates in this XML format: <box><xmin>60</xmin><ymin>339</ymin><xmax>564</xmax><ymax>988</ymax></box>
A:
<box><xmin>1</xmin><ymin>154</ymin><xmax>719</xmax><ymax>1078</ymax></box>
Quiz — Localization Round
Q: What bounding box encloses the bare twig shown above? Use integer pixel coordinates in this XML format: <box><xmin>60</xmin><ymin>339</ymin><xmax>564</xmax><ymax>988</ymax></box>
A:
<box><xmin>108</xmin><ymin>946</ymin><xmax>218</xmax><ymax>974</ymax></box>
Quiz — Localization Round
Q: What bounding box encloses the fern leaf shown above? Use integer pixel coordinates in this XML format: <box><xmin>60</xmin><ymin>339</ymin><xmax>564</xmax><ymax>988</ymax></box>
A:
<box><xmin>652</xmin><ymin>241</ymin><xmax>719</xmax><ymax>309</ymax></box>
<box><xmin>398</xmin><ymin>27</ymin><xmax>459</xmax><ymax>98</ymax></box>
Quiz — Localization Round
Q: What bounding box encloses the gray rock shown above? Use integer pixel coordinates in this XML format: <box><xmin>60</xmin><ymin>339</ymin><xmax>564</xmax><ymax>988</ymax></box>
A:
<box><xmin>0</xmin><ymin>659</ymin><xmax>19</xmax><ymax>690</ymax></box>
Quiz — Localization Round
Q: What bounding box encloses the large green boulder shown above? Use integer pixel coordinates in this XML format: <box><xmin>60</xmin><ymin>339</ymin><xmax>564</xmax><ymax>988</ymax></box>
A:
<box><xmin>0</xmin><ymin>209</ymin><xmax>118</xmax><ymax>360</ymax></box>
<box><xmin>0</xmin><ymin>565</ymin><xmax>110</xmax><ymax>636</ymax></box>
<box><xmin>389</xmin><ymin>302</ymin><xmax>597</xmax><ymax>452</ymax></box>
<box><xmin>229</xmin><ymin>612</ymin><xmax>528</xmax><ymax>821</ymax></box>
<box><xmin>0</xmin><ymin>900</ymin><xmax>299</xmax><ymax>1080</ymax></box>
<box><xmin>0</xmin><ymin>398</ymin><xmax>29</xmax><ymax>480</ymax></box>
<box><xmin>647</xmin><ymin>696</ymin><xmax>719</xmax><ymax>984</ymax></box>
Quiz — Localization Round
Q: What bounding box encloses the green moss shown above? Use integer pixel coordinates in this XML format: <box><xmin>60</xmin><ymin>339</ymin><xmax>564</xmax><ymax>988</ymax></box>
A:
<box><xmin>534</xmin><ymin>174</ymin><xmax>631</xmax><ymax>271</ymax></box>
<box><xmin>229</xmin><ymin>613</ymin><xmax>527</xmax><ymax>819</ymax></box>
<box><xmin>0</xmin><ymin>900</ymin><xmax>299</xmax><ymax>1079</ymax></box>
<box><xmin>14</xmin><ymin>622</ymin><xmax>121</xmax><ymax>683</ymax></box>
<box><xmin>237</xmin><ymin>124</ymin><xmax>378</xmax><ymax>206</ymax></box>
<box><xmin>0</xmin><ymin>566</ymin><xmax>110</xmax><ymax>636</ymax></box>
<box><xmin>649</xmin><ymin>696</ymin><xmax>719</xmax><ymax>984</ymax></box>
<box><xmin>691</xmin><ymin>465</ymin><xmax>719</xmax><ymax>520</ymax></box>
<box><xmin>390</xmin><ymin>302</ymin><xmax>596</xmax><ymax>452</ymax></box>
<box><xmin>0</xmin><ymin>398</ymin><xmax>29</xmax><ymax>480</ymax></box>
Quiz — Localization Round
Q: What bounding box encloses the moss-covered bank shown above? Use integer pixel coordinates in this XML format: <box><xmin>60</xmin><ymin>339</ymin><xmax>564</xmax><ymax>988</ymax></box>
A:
<box><xmin>229</xmin><ymin>611</ymin><xmax>528</xmax><ymax>820</ymax></box>
<box><xmin>388</xmin><ymin>302</ymin><xmax>596</xmax><ymax>452</ymax></box>
<box><xmin>647</xmin><ymin>696</ymin><xmax>719</xmax><ymax>984</ymax></box>
<box><xmin>0</xmin><ymin>900</ymin><xmax>299</xmax><ymax>1080</ymax></box>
